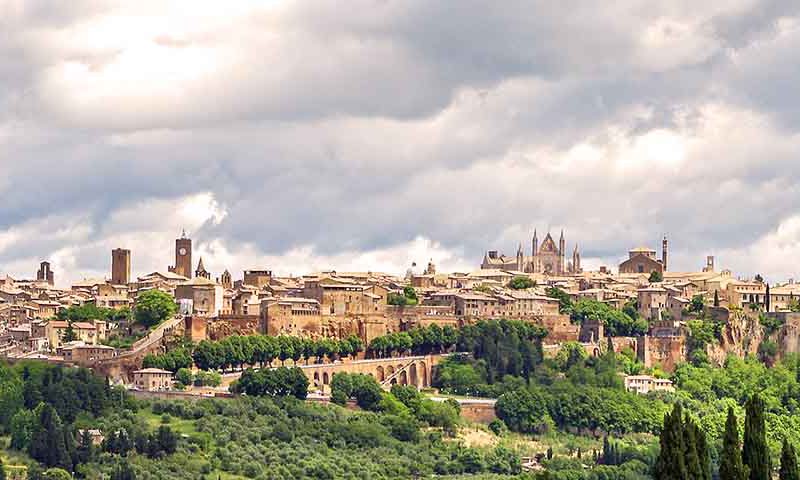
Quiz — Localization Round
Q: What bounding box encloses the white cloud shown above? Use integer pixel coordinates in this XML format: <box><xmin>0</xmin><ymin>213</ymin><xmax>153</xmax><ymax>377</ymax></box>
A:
<box><xmin>1</xmin><ymin>1</ymin><xmax>800</xmax><ymax>286</ymax></box>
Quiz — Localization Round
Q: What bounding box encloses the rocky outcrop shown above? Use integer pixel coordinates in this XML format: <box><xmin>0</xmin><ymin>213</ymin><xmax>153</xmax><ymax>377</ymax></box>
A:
<box><xmin>707</xmin><ymin>308</ymin><xmax>762</xmax><ymax>366</ymax></box>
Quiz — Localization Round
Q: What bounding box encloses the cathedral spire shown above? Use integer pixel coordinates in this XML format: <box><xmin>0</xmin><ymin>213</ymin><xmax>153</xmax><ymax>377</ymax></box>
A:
<box><xmin>195</xmin><ymin>257</ymin><xmax>210</xmax><ymax>279</ymax></box>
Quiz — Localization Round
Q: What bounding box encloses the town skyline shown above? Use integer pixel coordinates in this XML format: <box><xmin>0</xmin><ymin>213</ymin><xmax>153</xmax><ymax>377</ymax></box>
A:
<box><xmin>2</xmin><ymin>227</ymin><xmax>792</xmax><ymax>289</ymax></box>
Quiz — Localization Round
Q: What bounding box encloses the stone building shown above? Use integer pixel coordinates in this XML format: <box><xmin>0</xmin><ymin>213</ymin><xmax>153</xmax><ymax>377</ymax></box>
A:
<box><xmin>624</xmin><ymin>375</ymin><xmax>674</xmax><ymax>394</ymax></box>
<box><xmin>261</xmin><ymin>297</ymin><xmax>323</xmax><ymax>336</ymax></box>
<box><xmin>243</xmin><ymin>270</ymin><xmax>273</xmax><ymax>289</ymax></box>
<box><xmin>32</xmin><ymin>320</ymin><xmax>107</xmax><ymax>350</ymax></box>
<box><xmin>619</xmin><ymin>246</ymin><xmax>664</xmax><ymax>275</ymax></box>
<box><xmin>303</xmin><ymin>276</ymin><xmax>382</xmax><ymax>316</ymax></box>
<box><xmin>133</xmin><ymin>368</ymin><xmax>174</xmax><ymax>391</ymax></box>
<box><xmin>60</xmin><ymin>343</ymin><xmax>117</xmax><ymax>364</ymax></box>
<box><xmin>174</xmin><ymin>277</ymin><xmax>223</xmax><ymax>316</ymax></box>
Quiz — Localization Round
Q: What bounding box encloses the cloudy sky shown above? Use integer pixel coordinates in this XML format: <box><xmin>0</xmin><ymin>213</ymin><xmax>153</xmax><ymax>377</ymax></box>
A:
<box><xmin>2</xmin><ymin>0</ymin><xmax>800</xmax><ymax>285</ymax></box>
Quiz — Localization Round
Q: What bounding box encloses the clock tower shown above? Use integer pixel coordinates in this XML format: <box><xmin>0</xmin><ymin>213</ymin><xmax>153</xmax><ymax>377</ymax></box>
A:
<box><xmin>170</xmin><ymin>230</ymin><xmax>192</xmax><ymax>279</ymax></box>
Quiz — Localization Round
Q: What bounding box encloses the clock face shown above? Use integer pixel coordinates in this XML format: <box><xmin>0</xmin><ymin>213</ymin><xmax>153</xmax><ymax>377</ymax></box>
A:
<box><xmin>179</xmin><ymin>248</ymin><xmax>187</xmax><ymax>256</ymax></box>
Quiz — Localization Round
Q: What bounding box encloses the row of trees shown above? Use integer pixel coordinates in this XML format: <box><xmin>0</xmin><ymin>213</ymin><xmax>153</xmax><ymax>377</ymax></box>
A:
<box><xmin>144</xmin><ymin>333</ymin><xmax>365</xmax><ymax>373</ymax></box>
<box><xmin>193</xmin><ymin>334</ymin><xmax>363</xmax><ymax>371</ymax></box>
<box><xmin>368</xmin><ymin>320</ymin><xmax>548</xmax><ymax>384</ymax></box>
<box><xmin>367</xmin><ymin>324</ymin><xmax>459</xmax><ymax>358</ymax></box>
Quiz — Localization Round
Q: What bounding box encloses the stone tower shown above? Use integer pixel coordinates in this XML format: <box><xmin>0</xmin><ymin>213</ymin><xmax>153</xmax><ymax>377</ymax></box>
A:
<box><xmin>662</xmin><ymin>235</ymin><xmax>668</xmax><ymax>272</ymax></box>
<box><xmin>111</xmin><ymin>248</ymin><xmax>131</xmax><ymax>285</ymax></box>
<box><xmin>516</xmin><ymin>243</ymin><xmax>525</xmax><ymax>272</ymax></box>
<box><xmin>572</xmin><ymin>244</ymin><xmax>581</xmax><ymax>273</ymax></box>
<box><xmin>559</xmin><ymin>230</ymin><xmax>566</xmax><ymax>274</ymax></box>
<box><xmin>219</xmin><ymin>269</ymin><xmax>232</xmax><ymax>289</ymax></box>
<box><xmin>170</xmin><ymin>230</ymin><xmax>192</xmax><ymax>279</ymax></box>
<box><xmin>36</xmin><ymin>261</ymin><xmax>54</xmax><ymax>286</ymax></box>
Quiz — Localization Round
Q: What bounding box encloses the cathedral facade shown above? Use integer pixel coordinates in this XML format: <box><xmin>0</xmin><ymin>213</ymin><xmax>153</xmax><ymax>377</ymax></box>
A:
<box><xmin>481</xmin><ymin>230</ymin><xmax>582</xmax><ymax>275</ymax></box>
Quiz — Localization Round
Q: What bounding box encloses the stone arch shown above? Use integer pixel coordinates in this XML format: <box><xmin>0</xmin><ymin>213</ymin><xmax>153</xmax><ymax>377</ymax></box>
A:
<box><xmin>409</xmin><ymin>364</ymin><xmax>418</xmax><ymax>387</ymax></box>
<box><xmin>419</xmin><ymin>361</ymin><xmax>428</xmax><ymax>387</ymax></box>
<box><xmin>313</xmin><ymin>372</ymin><xmax>320</xmax><ymax>386</ymax></box>
<box><xmin>323</xmin><ymin>372</ymin><xmax>329</xmax><ymax>385</ymax></box>
<box><xmin>593</xmin><ymin>347</ymin><xmax>601</xmax><ymax>357</ymax></box>
<box><xmin>399</xmin><ymin>370</ymin><xmax>408</xmax><ymax>386</ymax></box>
<box><xmin>376</xmin><ymin>366</ymin><xmax>385</xmax><ymax>382</ymax></box>
<box><xmin>386</xmin><ymin>365</ymin><xmax>395</xmax><ymax>376</ymax></box>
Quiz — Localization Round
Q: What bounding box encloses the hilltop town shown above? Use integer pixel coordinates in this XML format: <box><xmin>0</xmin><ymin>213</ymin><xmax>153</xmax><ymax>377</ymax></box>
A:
<box><xmin>1</xmin><ymin>229</ymin><xmax>796</xmax><ymax>395</ymax></box>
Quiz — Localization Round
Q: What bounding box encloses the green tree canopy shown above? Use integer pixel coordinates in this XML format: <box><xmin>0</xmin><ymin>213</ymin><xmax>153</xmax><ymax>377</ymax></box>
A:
<box><xmin>495</xmin><ymin>388</ymin><xmax>548</xmax><ymax>434</ymax></box>
<box><xmin>134</xmin><ymin>290</ymin><xmax>178</xmax><ymax>328</ymax></box>
<box><xmin>649</xmin><ymin>270</ymin><xmax>664</xmax><ymax>283</ymax></box>
<box><xmin>508</xmin><ymin>276</ymin><xmax>534</xmax><ymax>290</ymax></box>
<box><xmin>570</xmin><ymin>299</ymin><xmax>647</xmax><ymax>337</ymax></box>
<box><xmin>545</xmin><ymin>287</ymin><xmax>573</xmax><ymax>313</ymax></box>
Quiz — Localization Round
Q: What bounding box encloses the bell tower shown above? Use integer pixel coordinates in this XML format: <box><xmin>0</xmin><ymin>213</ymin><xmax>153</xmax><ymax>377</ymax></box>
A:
<box><xmin>170</xmin><ymin>230</ymin><xmax>192</xmax><ymax>278</ymax></box>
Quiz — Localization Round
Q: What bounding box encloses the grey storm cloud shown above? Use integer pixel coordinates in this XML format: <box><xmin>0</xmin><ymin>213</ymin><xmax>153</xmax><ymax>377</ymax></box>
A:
<box><xmin>1</xmin><ymin>0</ymin><xmax>800</xmax><ymax>282</ymax></box>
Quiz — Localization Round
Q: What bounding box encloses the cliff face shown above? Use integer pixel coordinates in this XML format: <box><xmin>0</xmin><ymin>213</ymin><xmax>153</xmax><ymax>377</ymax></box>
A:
<box><xmin>772</xmin><ymin>313</ymin><xmax>800</xmax><ymax>359</ymax></box>
<box><xmin>707</xmin><ymin>308</ymin><xmax>762</xmax><ymax>366</ymax></box>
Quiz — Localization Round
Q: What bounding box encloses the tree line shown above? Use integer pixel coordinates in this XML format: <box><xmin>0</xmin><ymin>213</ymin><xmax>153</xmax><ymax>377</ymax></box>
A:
<box><xmin>143</xmin><ymin>333</ymin><xmax>364</xmax><ymax>373</ymax></box>
<box><xmin>367</xmin><ymin>324</ymin><xmax>459</xmax><ymax>358</ymax></box>
<box><xmin>368</xmin><ymin>319</ymin><xmax>547</xmax><ymax>384</ymax></box>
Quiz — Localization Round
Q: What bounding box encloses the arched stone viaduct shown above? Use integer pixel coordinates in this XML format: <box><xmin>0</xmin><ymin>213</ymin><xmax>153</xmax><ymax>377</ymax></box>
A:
<box><xmin>299</xmin><ymin>354</ymin><xmax>443</xmax><ymax>393</ymax></box>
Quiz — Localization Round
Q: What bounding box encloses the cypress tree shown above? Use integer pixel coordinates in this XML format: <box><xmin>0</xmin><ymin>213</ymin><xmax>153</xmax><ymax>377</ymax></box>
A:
<box><xmin>720</xmin><ymin>407</ymin><xmax>748</xmax><ymax>480</ymax></box>
<box><xmin>714</xmin><ymin>290</ymin><xmax>720</xmax><ymax>307</ymax></box>
<box><xmin>684</xmin><ymin>415</ymin><xmax>703</xmax><ymax>480</ymax></box>
<box><xmin>780</xmin><ymin>439</ymin><xmax>799</xmax><ymax>480</ymax></box>
<box><xmin>654</xmin><ymin>403</ymin><xmax>687</xmax><ymax>480</ymax></box>
<box><xmin>743</xmin><ymin>394</ymin><xmax>771</xmax><ymax>480</ymax></box>
<box><xmin>694</xmin><ymin>419</ymin><xmax>711</xmax><ymax>480</ymax></box>
<box><xmin>28</xmin><ymin>404</ymin><xmax>70</xmax><ymax>470</ymax></box>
